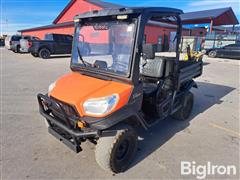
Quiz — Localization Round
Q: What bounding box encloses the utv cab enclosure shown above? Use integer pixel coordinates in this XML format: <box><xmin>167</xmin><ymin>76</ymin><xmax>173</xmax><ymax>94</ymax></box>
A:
<box><xmin>37</xmin><ymin>7</ymin><xmax>203</xmax><ymax>173</ymax></box>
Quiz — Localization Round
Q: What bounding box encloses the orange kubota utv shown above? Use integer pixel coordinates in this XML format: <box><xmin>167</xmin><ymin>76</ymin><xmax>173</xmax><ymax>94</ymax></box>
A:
<box><xmin>37</xmin><ymin>7</ymin><xmax>203</xmax><ymax>173</ymax></box>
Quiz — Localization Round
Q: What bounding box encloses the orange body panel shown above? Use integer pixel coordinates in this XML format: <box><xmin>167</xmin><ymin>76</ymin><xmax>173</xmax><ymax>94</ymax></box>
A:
<box><xmin>49</xmin><ymin>72</ymin><xmax>133</xmax><ymax>118</ymax></box>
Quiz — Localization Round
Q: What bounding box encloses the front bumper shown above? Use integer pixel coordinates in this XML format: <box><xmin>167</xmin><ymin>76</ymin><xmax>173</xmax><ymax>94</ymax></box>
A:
<box><xmin>37</xmin><ymin>93</ymin><xmax>99</xmax><ymax>153</ymax></box>
<box><xmin>10</xmin><ymin>45</ymin><xmax>16</xmax><ymax>51</ymax></box>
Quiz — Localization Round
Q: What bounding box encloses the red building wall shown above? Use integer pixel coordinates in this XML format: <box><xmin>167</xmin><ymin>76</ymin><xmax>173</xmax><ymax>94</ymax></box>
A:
<box><xmin>21</xmin><ymin>0</ymin><xmax>186</xmax><ymax>42</ymax></box>
<box><xmin>21</xmin><ymin>0</ymin><xmax>220</xmax><ymax>50</ymax></box>
<box><xmin>22</xmin><ymin>23</ymin><xmax>180</xmax><ymax>43</ymax></box>
<box><xmin>55</xmin><ymin>0</ymin><xmax>102</xmax><ymax>24</ymax></box>
<box><xmin>182</xmin><ymin>28</ymin><xmax>225</xmax><ymax>36</ymax></box>
<box><xmin>20</xmin><ymin>0</ymin><xmax>232</xmax><ymax>49</ymax></box>
<box><xmin>145</xmin><ymin>25</ymin><xmax>172</xmax><ymax>44</ymax></box>
<box><xmin>144</xmin><ymin>25</ymin><xmax>189</xmax><ymax>44</ymax></box>
<box><xmin>21</xmin><ymin>0</ymin><xmax>102</xmax><ymax>39</ymax></box>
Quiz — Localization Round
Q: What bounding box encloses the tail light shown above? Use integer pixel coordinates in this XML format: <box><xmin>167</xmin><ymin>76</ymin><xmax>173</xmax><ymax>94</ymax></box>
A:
<box><xmin>28</xmin><ymin>41</ymin><xmax>32</xmax><ymax>47</ymax></box>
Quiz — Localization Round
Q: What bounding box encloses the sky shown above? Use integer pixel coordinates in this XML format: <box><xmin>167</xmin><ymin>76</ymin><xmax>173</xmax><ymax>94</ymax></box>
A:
<box><xmin>1</xmin><ymin>0</ymin><xmax>239</xmax><ymax>35</ymax></box>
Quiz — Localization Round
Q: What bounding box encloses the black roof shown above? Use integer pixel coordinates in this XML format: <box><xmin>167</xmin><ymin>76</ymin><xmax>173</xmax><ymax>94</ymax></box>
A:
<box><xmin>75</xmin><ymin>7</ymin><xmax>183</xmax><ymax>19</ymax></box>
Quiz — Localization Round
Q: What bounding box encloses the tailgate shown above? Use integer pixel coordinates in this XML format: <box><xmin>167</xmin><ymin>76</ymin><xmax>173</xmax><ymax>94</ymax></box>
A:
<box><xmin>178</xmin><ymin>61</ymin><xmax>203</xmax><ymax>84</ymax></box>
<box><xmin>20</xmin><ymin>39</ymin><xmax>28</xmax><ymax>47</ymax></box>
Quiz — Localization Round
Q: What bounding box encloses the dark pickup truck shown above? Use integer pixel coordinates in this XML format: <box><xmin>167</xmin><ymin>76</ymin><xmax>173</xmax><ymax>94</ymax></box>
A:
<box><xmin>29</xmin><ymin>33</ymin><xmax>73</xmax><ymax>59</ymax></box>
<box><xmin>206</xmin><ymin>43</ymin><xmax>240</xmax><ymax>59</ymax></box>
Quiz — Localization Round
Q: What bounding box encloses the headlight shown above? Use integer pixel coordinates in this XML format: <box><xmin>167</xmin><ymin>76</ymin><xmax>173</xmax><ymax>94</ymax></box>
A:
<box><xmin>83</xmin><ymin>94</ymin><xmax>119</xmax><ymax>116</ymax></box>
<box><xmin>48</xmin><ymin>82</ymin><xmax>56</xmax><ymax>93</ymax></box>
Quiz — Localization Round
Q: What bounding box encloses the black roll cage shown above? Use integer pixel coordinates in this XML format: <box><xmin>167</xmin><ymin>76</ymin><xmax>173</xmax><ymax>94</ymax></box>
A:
<box><xmin>70</xmin><ymin>7</ymin><xmax>183</xmax><ymax>86</ymax></box>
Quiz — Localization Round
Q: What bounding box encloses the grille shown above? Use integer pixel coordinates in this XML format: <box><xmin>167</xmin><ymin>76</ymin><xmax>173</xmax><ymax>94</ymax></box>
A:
<box><xmin>49</xmin><ymin>97</ymin><xmax>79</xmax><ymax>122</ymax></box>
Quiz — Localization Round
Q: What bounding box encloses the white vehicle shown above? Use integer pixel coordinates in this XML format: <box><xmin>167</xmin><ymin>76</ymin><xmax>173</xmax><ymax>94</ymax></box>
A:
<box><xmin>20</xmin><ymin>36</ymin><xmax>40</xmax><ymax>53</ymax></box>
<box><xmin>5</xmin><ymin>35</ymin><xmax>22</xmax><ymax>50</ymax></box>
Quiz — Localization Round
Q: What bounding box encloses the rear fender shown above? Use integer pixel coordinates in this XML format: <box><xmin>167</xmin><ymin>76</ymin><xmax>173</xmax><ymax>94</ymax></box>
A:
<box><xmin>39</xmin><ymin>46</ymin><xmax>52</xmax><ymax>53</ymax></box>
<box><xmin>192</xmin><ymin>81</ymin><xmax>198</xmax><ymax>88</ymax></box>
<box><xmin>182</xmin><ymin>80</ymin><xmax>198</xmax><ymax>91</ymax></box>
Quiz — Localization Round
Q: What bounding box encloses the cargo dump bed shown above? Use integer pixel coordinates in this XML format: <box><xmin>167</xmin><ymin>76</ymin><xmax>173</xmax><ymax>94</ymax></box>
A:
<box><xmin>178</xmin><ymin>60</ymin><xmax>203</xmax><ymax>84</ymax></box>
<box><xmin>140</xmin><ymin>53</ymin><xmax>203</xmax><ymax>87</ymax></box>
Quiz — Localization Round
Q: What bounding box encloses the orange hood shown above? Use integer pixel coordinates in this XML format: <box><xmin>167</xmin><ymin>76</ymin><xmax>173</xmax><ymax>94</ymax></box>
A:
<box><xmin>49</xmin><ymin>72</ymin><xmax>133</xmax><ymax>117</ymax></box>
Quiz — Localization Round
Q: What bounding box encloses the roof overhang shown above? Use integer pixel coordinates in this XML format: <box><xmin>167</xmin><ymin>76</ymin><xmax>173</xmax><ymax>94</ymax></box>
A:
<box><xmin>181</xmin><ymin>7</ymin><xmax>239</xmax><ymax>26</ymax></box>
<box><xmin>18</xmin><ymin>22</ymin><xmax>74</xmax><ymax>32</ymax></box>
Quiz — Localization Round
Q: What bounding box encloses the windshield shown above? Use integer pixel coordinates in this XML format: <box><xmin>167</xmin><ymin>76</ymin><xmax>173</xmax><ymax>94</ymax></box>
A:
<box><xmin>71</xmin><ymin>20</ymin><xmax>136</xmax><ymax>76</ymax></box>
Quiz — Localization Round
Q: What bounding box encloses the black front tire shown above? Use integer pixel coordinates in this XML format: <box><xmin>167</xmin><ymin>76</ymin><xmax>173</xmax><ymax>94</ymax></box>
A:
<box><xmin>208</xmin><ymin>50</ymin><xmax>217</xmax><ymax>58</ymax></box>
<box><xmin>39</xmin><ymin>48</ymin><xmax>51</xmax><ymax>59</ymax></box>
<box><xmin>172</xmin><ymin>91</ymin><xmax>194</xmax><ymax>121</ymax></box>
<box><xmin>95</xmin><ymin>124</ymin><xmax>138</xmax><ymax>173</ymax></box>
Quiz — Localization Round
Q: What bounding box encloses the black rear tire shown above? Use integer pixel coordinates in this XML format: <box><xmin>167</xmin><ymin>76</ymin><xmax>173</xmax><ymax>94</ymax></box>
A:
<box><xmin>172</xmin><ymin>91</ymin><xmax>194</xmax><ymax>121</ymax></box>
<box><xmin>39</xmin><ymin>48</ymin><xmax>50</xmax><ymax>59</ymax></box>
<box><xmin>208</xmin><ymin>50</ymin><xmax>217</xmax><ymax>58</ymax></box>
<box><xmin>95</xmin><ymin>124</ymin><xmax>138</xmax><ymax>173</ymax></box>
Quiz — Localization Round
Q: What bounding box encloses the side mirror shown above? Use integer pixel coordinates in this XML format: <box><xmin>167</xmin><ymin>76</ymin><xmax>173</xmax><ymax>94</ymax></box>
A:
<box><xmin>142</xmin><ymin>44</ymin><xmax>156</xmax><ymax>59</ymax></box>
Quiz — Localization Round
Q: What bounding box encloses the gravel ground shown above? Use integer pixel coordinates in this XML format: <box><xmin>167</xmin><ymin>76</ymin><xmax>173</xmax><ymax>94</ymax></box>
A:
<box><xmin>1</xmin><ymin>48</ymin><xmax>239</xmax><ymax>179</ymax></box>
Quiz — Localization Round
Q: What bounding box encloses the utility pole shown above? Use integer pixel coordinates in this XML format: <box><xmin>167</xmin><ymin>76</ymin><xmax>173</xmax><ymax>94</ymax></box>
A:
<box><xmin>209</xmin><ymin>18</ymin><xmax>213</xmax><ymax>33</ymax></box>
<box><xmin>232</xmin><ymin>25</ymin><xmax>235</xmax><ymax>34</ymax></box>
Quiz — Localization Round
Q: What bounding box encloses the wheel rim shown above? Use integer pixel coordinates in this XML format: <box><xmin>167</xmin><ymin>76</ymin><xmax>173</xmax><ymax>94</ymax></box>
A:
<box><xmin>111</xmin><ymin>132</ymin><xmax>137</xmax><ymax>172</ymax></box>
<box><xmin>209</xmin><ymin>51</ymin><xmax>216</xmax><ymax>57</ymax></box>
<box><xmin>116</xmin><ymin>140</ymin><xmax>129</xmax><ymax>161</ymax></box>
<box><xmin>41</xmin><ymin>50</ymin><xmax>49</xmax><ymax>58</ymax></box>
